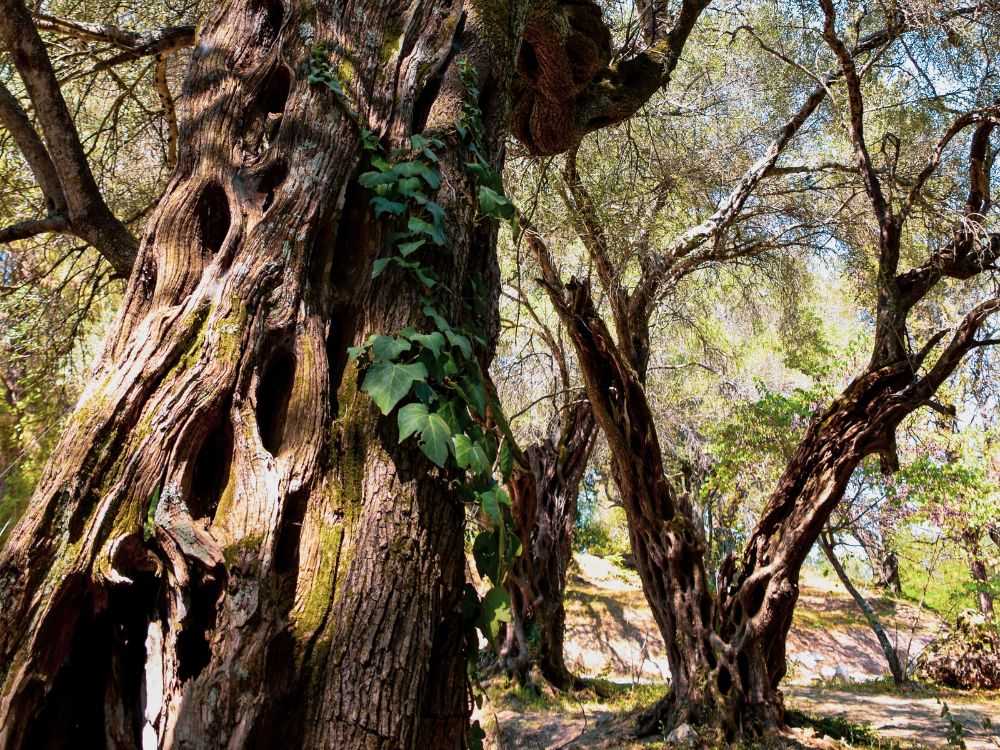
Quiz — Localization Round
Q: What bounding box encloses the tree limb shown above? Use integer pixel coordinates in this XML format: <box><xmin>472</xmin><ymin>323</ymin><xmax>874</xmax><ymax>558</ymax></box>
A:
<box><xmin>0</xmin><ymin>215</ymin><xmax>70</xmax><ymax>243</ymax></box>
<box><xmin>0</xmin><ymin>0</ymin><xmax>138</xmax><ymax>274</ymax></box>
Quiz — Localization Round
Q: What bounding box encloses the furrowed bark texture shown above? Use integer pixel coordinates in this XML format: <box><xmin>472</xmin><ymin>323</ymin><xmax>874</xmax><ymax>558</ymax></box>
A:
<box><xmin>0</xmin><ymin>0</ymin><xmax>531</xmax><ymax>745</ymax></box>
<box><xmin>502</xmin><ymin>402</ymin><xmax>596</xmax><ymax>688</ymax></box>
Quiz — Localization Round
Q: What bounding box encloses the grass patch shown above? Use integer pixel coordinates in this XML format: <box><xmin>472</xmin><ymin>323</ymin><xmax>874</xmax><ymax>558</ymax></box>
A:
<box><xmin>787</xmin><ymin>710</ymin><xmax>903</xmax><ymax>749</ymax></box>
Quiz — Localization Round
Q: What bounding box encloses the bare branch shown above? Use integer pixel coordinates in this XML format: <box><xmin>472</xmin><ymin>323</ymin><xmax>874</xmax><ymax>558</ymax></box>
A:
<box><xmin>899</xmin><ymin>106</ymin><xmax>999</xmax><ymax>224</ymax></box>
<box><xmin>0</xmin><ymin>81</ymin><xmax>66</xmax><ymax>214</ymax></box>
<box><xmin>0</xmin><ymin>0</ymin><xmax>138</xmax><ymax>274</ymax></box>
<box><xmin>32</xmin><ymin>13</ymin><xmax>195</xmax><ymax>57</ymax></box>
<box><xmin>916</xmin><ymin>297</ymin><xmax>1000</xmax><ymax>395</ymax></box>
<box><xmin>0</xmin><ymin>214</ymin><xmax>70</xmax><ymax>243</ymax></box>
<box><xmin>818</xmin><ymin>0</ymin><xmax>892</xmax><ymax>232</ymax></box>
<box><xmin>155</xmin><ymin>54</ymin><xmax>178</xmax><ymax>168</ymax></box>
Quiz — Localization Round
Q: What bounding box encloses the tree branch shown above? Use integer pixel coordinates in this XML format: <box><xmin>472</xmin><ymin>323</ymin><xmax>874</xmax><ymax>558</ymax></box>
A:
<box><xmin>916</xmin><ymin>297</ymin><xmax>1000</xmax><ymax>395</ymax></box>
<box><xmin>0</xmin><ymin>81</ymin><xmax>66</xmax><ymax>215</ymax></box>
<box><xmin>818</xmin><ymin>0</ymin><xmax>892</xmax><ymax>233</ymax></box>
<box><xmin>0</xmin><ymin>0</ymin><xmax>138</xmax><ymax>274</ymax></box>
<box><xmin>0</xmin><ymin>215</ymin><xmax>70</xmax><ymax>243</ymax></box>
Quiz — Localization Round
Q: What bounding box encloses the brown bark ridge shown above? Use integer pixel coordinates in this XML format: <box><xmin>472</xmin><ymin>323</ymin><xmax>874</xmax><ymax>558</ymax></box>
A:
<box><xmin>964</xmin><ymin>529</ymin><xmax>995</xmax><ymax>616</ymax></box>
<box><xmin>0</xmin><ymin>0</ymin><xmax>538</xmax><ymax>745</ymax></box>
<box><xmin>502</xmin><ymin>402</ymin><xmax>596</xmax><ymax>689</ymax></box>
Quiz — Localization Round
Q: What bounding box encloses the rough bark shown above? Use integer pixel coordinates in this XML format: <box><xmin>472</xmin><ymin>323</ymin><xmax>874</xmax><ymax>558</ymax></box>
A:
<box><xmin>0</xmin><ymin>0</ymin><xmax>529</xmax><ymax>746</ymax></box>
<box><xmin>819</xmin><ymin>532</ymin><xmax>904</xmax><ymax>684</ymax></box>
<box><xmin>502</xmin><ymin>402</ymin><xmax>596</xmax><ymax>689</ymax></box>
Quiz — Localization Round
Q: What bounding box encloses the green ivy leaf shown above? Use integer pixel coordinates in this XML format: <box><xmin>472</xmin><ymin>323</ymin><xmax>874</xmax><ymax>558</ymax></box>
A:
<box><xmin>397</xmin><ymin>402</ymin><xmax>429</xmax><ymax>443</ymax></box>
<box><xmin>412</xmin><ymin>265</ymin><xmax>438</xmax><ymax>288</ymax></box>
<box><xmin>478</xmin><ymin>186</ymin><xmax>514</xmax><ymax>219</ymax></box>
<box><xmin>408</xmin><ymin>216</ymin><xmax>446</xmax><ymax>246</ymax></box>
<box><xmin>393</xmin><ymin>161</ymin><xmax>441</xmax><ymax>189</ymax></box>
<box><xmin>499</xmin><ymin>442</ymin><xmax>514</xmax><ymax>481</ymax></box>
<box><xmin>372</xmin><ymin>257</ymin><xmax>393</xmax><ymax>278</ymax></box>
<box><xmin>422</xmin><ymin>303</ymin><xmax>452</xmax><ymax>333</ymax></box>
<box><xmin>461</xmin><ymin>377</ymin><xmax>487</xmax><ymax>416</ymax></box>
<box><xmin>361</xmin><ymin>361</ymin><xmax>428</xmax><ymax>415</ymax></box>
<box><xmin>453</xmin><ymin>434</ymin><xmax>491</xmax><ymax>474</ymax></box>
<box><xmin>445</xmin><ymin>330</ymin><xmax>472</xmax><ymax>359</ymax></box>
<box><xmin>394</xmin><ymin>176</ymin><xmax>425</xmax><ymax>201</ymax></box>
<box><xmin>420</xmin><ymin>412</ymin><xmax>452</xmax><ymax>467</ymax></box>
<box><xmin>479</xmin><ymin>486</ymin><xmax>502</xmax><ymax>523</ymax></box>
<box><xmin>372</xmin><ymin>197</ymin><xmax>405</xmax><ymax>217</ymax></box>
<box><xmin>397</xmin><ymin>239</ymin><xmax>425</xmax><ymax>257</ymax></box>
<box><xmin>425</xmin><ymin>201</ymin><xmax>445</xmax><ymax>224</ymax></box>
<box><xmin>476</xmin><ymin>586</ymin><xmax>511</xmax><ymax>645</ymax></box>
<box><xmin>404</xmin><ymin>330</ymin><xmax>445</xmax><ymax>358</ymax></box>
<box><xmin>358</xmin><ymin>170</ymin><xmax>396</xmax><ymax>189</ymax></box>
<box><xmin>473</xmin><ymin>529</ymin><xmax>500</xmax><ymax>585</ymax></box>
<box><xmin>370</xmin><ymin>335</ymin><xmax>410</xmax><ymax>361</ymax></box>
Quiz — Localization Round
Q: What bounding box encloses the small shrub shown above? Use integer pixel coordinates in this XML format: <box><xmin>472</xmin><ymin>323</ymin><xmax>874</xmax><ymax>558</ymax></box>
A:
<box><xmin>918</xmin><ymin>610</ymin><xmax>1000</xmax><ymax>690</ymax></box>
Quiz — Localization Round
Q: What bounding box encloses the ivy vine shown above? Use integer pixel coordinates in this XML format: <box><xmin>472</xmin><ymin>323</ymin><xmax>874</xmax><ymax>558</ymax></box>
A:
<box><xmin>310</xmin><ymin>50</ymin><xmax>520</xmax><ymax>745</ymax></box>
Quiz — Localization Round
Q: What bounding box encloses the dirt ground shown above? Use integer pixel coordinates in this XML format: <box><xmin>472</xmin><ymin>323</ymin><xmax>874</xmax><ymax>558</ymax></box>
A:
<box><xmin>481</xmin><ymin>554</ymin><xmax>1000</xmax><ymax>749</ymax></box>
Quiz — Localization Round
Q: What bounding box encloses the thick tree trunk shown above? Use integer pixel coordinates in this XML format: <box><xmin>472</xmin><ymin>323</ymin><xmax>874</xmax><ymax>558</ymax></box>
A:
<box><xmin>819</xmin><ymin>532</ymin><xmax>905</xmax><ymax>684</ymax></box>
<box><xmin>502</xmin><ymin>403</ymin><xmax>596</xmax><ymax>689</ymax></box>
<box><xmin>0</xmin><ymin>0</ymin><xmax>527</xmax><ymax>746</ymax></box>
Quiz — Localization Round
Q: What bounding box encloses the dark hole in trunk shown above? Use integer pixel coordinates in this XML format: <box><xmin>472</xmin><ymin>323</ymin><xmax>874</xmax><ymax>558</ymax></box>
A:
<box><xmin>744</xmin><ymin>582</ymin><xmax>766</xmax><ymax>620</ymax></box>
<box><xmin>274</xmin><ymin>486</ymin><xmax>308</xmax><ymax>581</ymax></box>
<box><xmin>258</xmin><ymin>159</ymin><xmax>288</xmax><ymax>213</ymax></box>
<box><xmin>257</xmin><ymin>341</ymin><xmax>296</xmax><ymax>456</ymax></box>
<box><xmin>518</xmin><ymin>41</ymin><xmax>539</xmax><ymax>79</ymax></box>
<box><xmin>190</xmin><ymin>416</ymin><xmax>234</xmax><ymax>520</ymax></box>
<box><xmin>176</xmin><ymin>574</ymin><xmax>221</xmax><ymax>683</ymax></box>
<box><xmin>196</xmin><ymin>182</ymin><xmax>231</xmax><ymax>256</ymax></box>
<box><xmin>24</xmin><ymin>571</ymin><xmax>160</xmax><ymax>749</ymax></box>
<box><xmin>251</xmin><ymin>0</ymin><xmax>284</xmax><ymax>46</ymax></box>
<box><xmin>736</xmin><ymin>650</ymin><xmax>750</xmax><ymax>689</ymax></box>
<box><xmin>717</xmin><ymin>665</ymin><xmax>732</xmax><ymax>695</ymax></box>
<box><xmin>245</xmin><ymin>629</ymin><xmax>304</xmax><ymax>750</ymax></box>
<box><xmin>261</xmin><ymin>64</ymin><xmax>291</xmax><ymax>115</ymax></box>
<box><xmin>704</xmin><ymin>637</ymin><xmax>717</xmax><ymax>669</ymax></box>
<box><xmin>410</xmin><ymin>10</ymin><xmax>463</xmax><ymax>134</ymax></box>
<box><xmin>566</xmin><ymin>36</ymin><xmax>597</xmax><ymax>84</ymax></box>
<box><xmin>699</xmin><ymin>591</ymin><xmax>713</xmax><ymax>624</ymax></box>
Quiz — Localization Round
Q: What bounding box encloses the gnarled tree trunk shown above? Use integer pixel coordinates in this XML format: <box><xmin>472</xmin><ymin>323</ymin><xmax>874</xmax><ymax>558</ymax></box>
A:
<box><xmin>0</xmin><ymin>0</ymin><xmax>528</xmax><ymax>745</ymax></box>
<box><xmin>502</xmin><ymin>403</ymin><xmax>596</xmax><ymax>689</ymax></box>
<box><xmin>548</xmin><ymin>279</ymin><xmax>974</xmax><ymax>742</ymax></box>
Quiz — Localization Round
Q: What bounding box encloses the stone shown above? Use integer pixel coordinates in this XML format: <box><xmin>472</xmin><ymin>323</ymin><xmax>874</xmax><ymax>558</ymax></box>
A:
<box><xmin>667</xmin><ymin>723</ymin><xmax>699</xmax><ymax>746</ymax></box>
